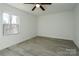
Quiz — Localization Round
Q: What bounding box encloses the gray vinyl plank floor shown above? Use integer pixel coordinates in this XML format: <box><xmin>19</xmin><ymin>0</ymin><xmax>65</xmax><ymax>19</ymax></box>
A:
<box><xmin>0</xmin><ymin>36</ymin><xmax>79</xmax><ymax>56</ymax></box>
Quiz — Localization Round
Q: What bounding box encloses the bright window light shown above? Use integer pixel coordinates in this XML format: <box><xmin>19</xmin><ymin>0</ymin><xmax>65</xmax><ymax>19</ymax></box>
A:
<box><xmin>11</xmin><ymin>15</ymin><xmax>17</xmax><ymax>24</ymax></box>
<box><xmin>3</xmin><ymin>13</ymin><xmax>10</xmax><ymax>24</ymax></box>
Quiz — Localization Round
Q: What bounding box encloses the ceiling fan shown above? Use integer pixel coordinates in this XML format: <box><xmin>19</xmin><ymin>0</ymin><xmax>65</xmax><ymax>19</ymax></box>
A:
<box><xmin>24</xmin><ymin>3</ymin><xmax>52</xmax><ymax>11</ymax></box>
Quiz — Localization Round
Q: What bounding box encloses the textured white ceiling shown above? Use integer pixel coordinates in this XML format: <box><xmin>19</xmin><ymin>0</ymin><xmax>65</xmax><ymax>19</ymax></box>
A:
<box><xmin>8</xmin><ymin>3</ymin><xmax>76</xmax><ymax>16</ymax></box>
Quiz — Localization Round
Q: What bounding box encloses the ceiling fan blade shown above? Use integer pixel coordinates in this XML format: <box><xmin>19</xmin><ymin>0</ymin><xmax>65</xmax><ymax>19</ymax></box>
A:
<box><xmin>24</xmin><ymin>3</ymin><xmax>52</xmax><ymax>5</ymax></box>
<box><xmin>32</xmin><ymin>6</ymin><xmax>36</xmax><ymax>11</ymax></box>
<box><xmin>24</xmin><ymin>3</ymin><xmax>35</xmax><ymax>4</ymax></box>
<box><xmin>40</xmin><ymin>3</ymin><xmax>52</xmax><ymax>5</ymax></box>
<box><xmin>40</xmin><ymin>5</ymin><xmax>45</xmax><ymax>11</ymax></box>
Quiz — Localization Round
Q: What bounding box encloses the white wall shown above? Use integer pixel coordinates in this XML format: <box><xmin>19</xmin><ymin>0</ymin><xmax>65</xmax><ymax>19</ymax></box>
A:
<box><xmin>37</xmin><ymin>11</ymin><xmax>74</xmax><ymax>40</ymax></box>
<box><xmin>73</xmin><ymin>4</ymin><xmax>79</xmax><ymax>48</ymax></box>
<box><xmin>0</xmin><ymin>4</ymin><xmax>37</xmax><ymax>50</ymax></box>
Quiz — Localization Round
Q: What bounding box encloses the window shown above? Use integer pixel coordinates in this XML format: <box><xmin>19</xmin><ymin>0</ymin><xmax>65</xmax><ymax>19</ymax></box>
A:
<box><xmin>3</xmin><ymin>13</ymin><xmax>19</xmax><ymax>35</ymax></box>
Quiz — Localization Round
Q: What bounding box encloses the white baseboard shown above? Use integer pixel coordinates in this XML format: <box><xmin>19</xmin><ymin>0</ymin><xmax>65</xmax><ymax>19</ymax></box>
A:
<box><xmin>37</xmin><ymin>35</ymin><xmax>72</xmax><ymax>40</ymax></box>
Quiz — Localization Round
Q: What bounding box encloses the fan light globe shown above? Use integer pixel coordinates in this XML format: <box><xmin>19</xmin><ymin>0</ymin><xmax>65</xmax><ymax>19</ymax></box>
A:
<box><xmin>36</xmin><ymin>4</ymin><xmax>40</xmax><ymax>8</ymax></box>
